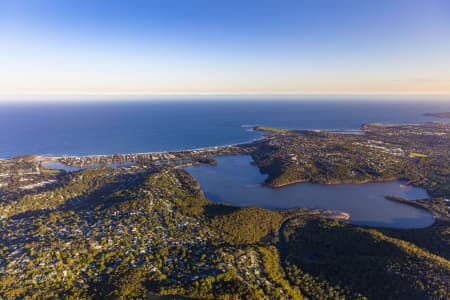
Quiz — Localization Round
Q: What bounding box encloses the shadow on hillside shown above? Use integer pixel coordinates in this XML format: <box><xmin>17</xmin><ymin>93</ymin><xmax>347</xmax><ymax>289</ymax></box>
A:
<box><xmin>203</xmin><ymin>203</ymin><xmax>241</xmax><ymax>218</ymax></box>
<box><xmin>9</xmin><ymin>168</ymin><xmax>157</xmax><ymax>221</ymax></box>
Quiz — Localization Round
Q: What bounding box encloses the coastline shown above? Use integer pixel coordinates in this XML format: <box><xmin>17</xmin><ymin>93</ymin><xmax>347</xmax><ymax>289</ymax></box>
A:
<box><xmin>2</xmin><ymin>121</ymin><xmax>448</xmax><ymax>201</ymax></box>
<box><xmin>10</xmin><ymin>128</ymin><xmax>267</xmax><ymax>164</ymax></box>
<box><xmin>1</xmin><ymin>117</ymin><xmax>447</xmax><ymax>162</ymax></box>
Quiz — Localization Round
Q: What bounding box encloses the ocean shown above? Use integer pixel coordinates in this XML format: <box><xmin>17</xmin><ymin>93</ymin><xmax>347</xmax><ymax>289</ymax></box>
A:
<box><xmin>0</xmin><ymin>98</ymin><xmax>448</xmax><ymax>158</ymax></box>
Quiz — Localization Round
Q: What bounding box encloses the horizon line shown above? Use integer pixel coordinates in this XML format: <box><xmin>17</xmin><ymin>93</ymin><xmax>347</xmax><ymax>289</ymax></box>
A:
<box><xmin>1</xmin><ymin>91</ymin><xmax>450</xmax><ymax>96</ymax></box>
<box><xmin>0</xmin><ymin>92</ymin><xmax>450</xmax><ymax>102</ymax></box>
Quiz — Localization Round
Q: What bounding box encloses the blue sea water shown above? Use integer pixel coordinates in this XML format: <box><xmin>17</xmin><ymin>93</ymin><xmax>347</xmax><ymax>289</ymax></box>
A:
<box><xmin>1</xmin><ymin>98</ymin><xmax>446</xmax><ymax>228</ymax></box>
<box><xmin>0</xmin><ymin>98</ymin><xmax>448</xmax><ymax>158</ymax></box>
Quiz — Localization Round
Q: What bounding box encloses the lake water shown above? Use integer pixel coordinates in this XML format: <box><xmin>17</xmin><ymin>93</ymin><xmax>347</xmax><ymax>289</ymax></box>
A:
<box><xmin>0</xmin><ymin>98</ymin><xmax>448</xmax><ymax>158</ymax></box>
<box><xmin>185</xmin><ymin>155</ymin><xmax>434</xmax><ymax>228</ymax></box>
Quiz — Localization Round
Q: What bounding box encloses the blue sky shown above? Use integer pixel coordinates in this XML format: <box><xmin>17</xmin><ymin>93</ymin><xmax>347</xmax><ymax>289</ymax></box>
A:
<box><xmin>1</xmin><ymin>0</ymin><xmax>449</xmax><ymax>95</ymax></box>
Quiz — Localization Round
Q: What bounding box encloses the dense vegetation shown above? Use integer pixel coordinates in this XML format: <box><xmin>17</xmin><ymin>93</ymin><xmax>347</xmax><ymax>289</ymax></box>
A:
<box><xmin>379</xmin><ymin>219</ymin><xmax>450</xmax><ymax>260</ymax></box>
<box><xmin>403</xmin><ymin>155</ymin><xmax>450</xmax><ymax>198</ymax></box>
<box><xmin>0</xmin><ymin>122</ymin><xmax>448</xmax><ymax>299</ymax></box>
<box><xmin>2</xmin><ymin>162</ymin><xmax>447</xmax><ymax>299</ymax></box>
<box><xmin>209</xmin><ymin>207</ymin><xmax>283</xmax><ymax>245</ymax></box>
<box><xmin>0</xmin><ymin>166</ymin><xmax>303</xmax><ymax>299</ymax></box>
<box><xmin>283</xmin><ymin>216</ymin><xmax>450</xmax><ymax>300</ymax></box>
<box><xmin>252</xmin><ymin>123</ymin><xmax>450</xmax><ymax>198</ymax></box>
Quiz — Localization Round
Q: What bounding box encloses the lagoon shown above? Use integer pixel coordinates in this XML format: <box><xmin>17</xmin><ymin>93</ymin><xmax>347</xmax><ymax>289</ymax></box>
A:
<box><xmin>185</xmin><ymin>155</ymin><xmax>434</xmax><ymax>228</ymax></box>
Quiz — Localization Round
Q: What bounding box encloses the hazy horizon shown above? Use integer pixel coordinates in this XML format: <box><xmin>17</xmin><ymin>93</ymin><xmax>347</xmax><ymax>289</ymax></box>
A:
<box><xmin>1</xmin><ymin>93</ymin><xmax>450</xmax><ymax>103</ymax></box>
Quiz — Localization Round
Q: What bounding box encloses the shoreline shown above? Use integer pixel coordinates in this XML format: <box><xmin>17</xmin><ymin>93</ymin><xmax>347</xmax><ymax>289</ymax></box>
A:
<box><xmin>385</xmin><ymin>196</ymin><xmax>449</xmax><ymax>222</ymax></box>
<box><xmin>2</xmin><ymin>121</ymin><xmax>448</xmax><ymax>200</ymax></box>
<box><xmin>263</xmin><ymin>175</ymin><xmax>404</xmax><ymax>188</ymax></box>
<box><xmin>2</xmin><ymin>126</ymin><xmax>369</xmax><ymax>161</ymax></box>
<box><xmin>1</xmin><ymin>130</ymin><xmax>266</xmax><ymax>162</ymax></box>
<box><xmin>1</xmin><ymin>119</ymin><xmax>447</xmax><ymax>161</ymax></box>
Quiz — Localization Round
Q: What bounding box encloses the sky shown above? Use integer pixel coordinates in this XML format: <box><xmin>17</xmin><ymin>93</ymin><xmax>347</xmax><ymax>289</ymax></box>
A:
<box><xmin>0</xmin><ymin>0</ymin><xmax>450</xmax><ymax>96</ymax></box>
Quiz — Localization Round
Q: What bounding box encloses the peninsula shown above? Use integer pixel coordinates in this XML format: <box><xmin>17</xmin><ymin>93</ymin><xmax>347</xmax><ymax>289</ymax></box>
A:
<box><xmin>0</xmin><ymin>121</ymin><xmax>449</xmax><ymax>299</ymax></box>
<box><xmin>424</xmin><ymin>112</ymin><xmax>450</xmax><ymax>119</ymax></box>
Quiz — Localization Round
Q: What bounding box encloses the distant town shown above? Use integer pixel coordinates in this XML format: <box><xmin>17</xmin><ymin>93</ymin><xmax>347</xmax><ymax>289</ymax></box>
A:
<box><xmin>0</xmin><ymin>121</ymin><xmax>449</xmax><ymax>299</ymax></box>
